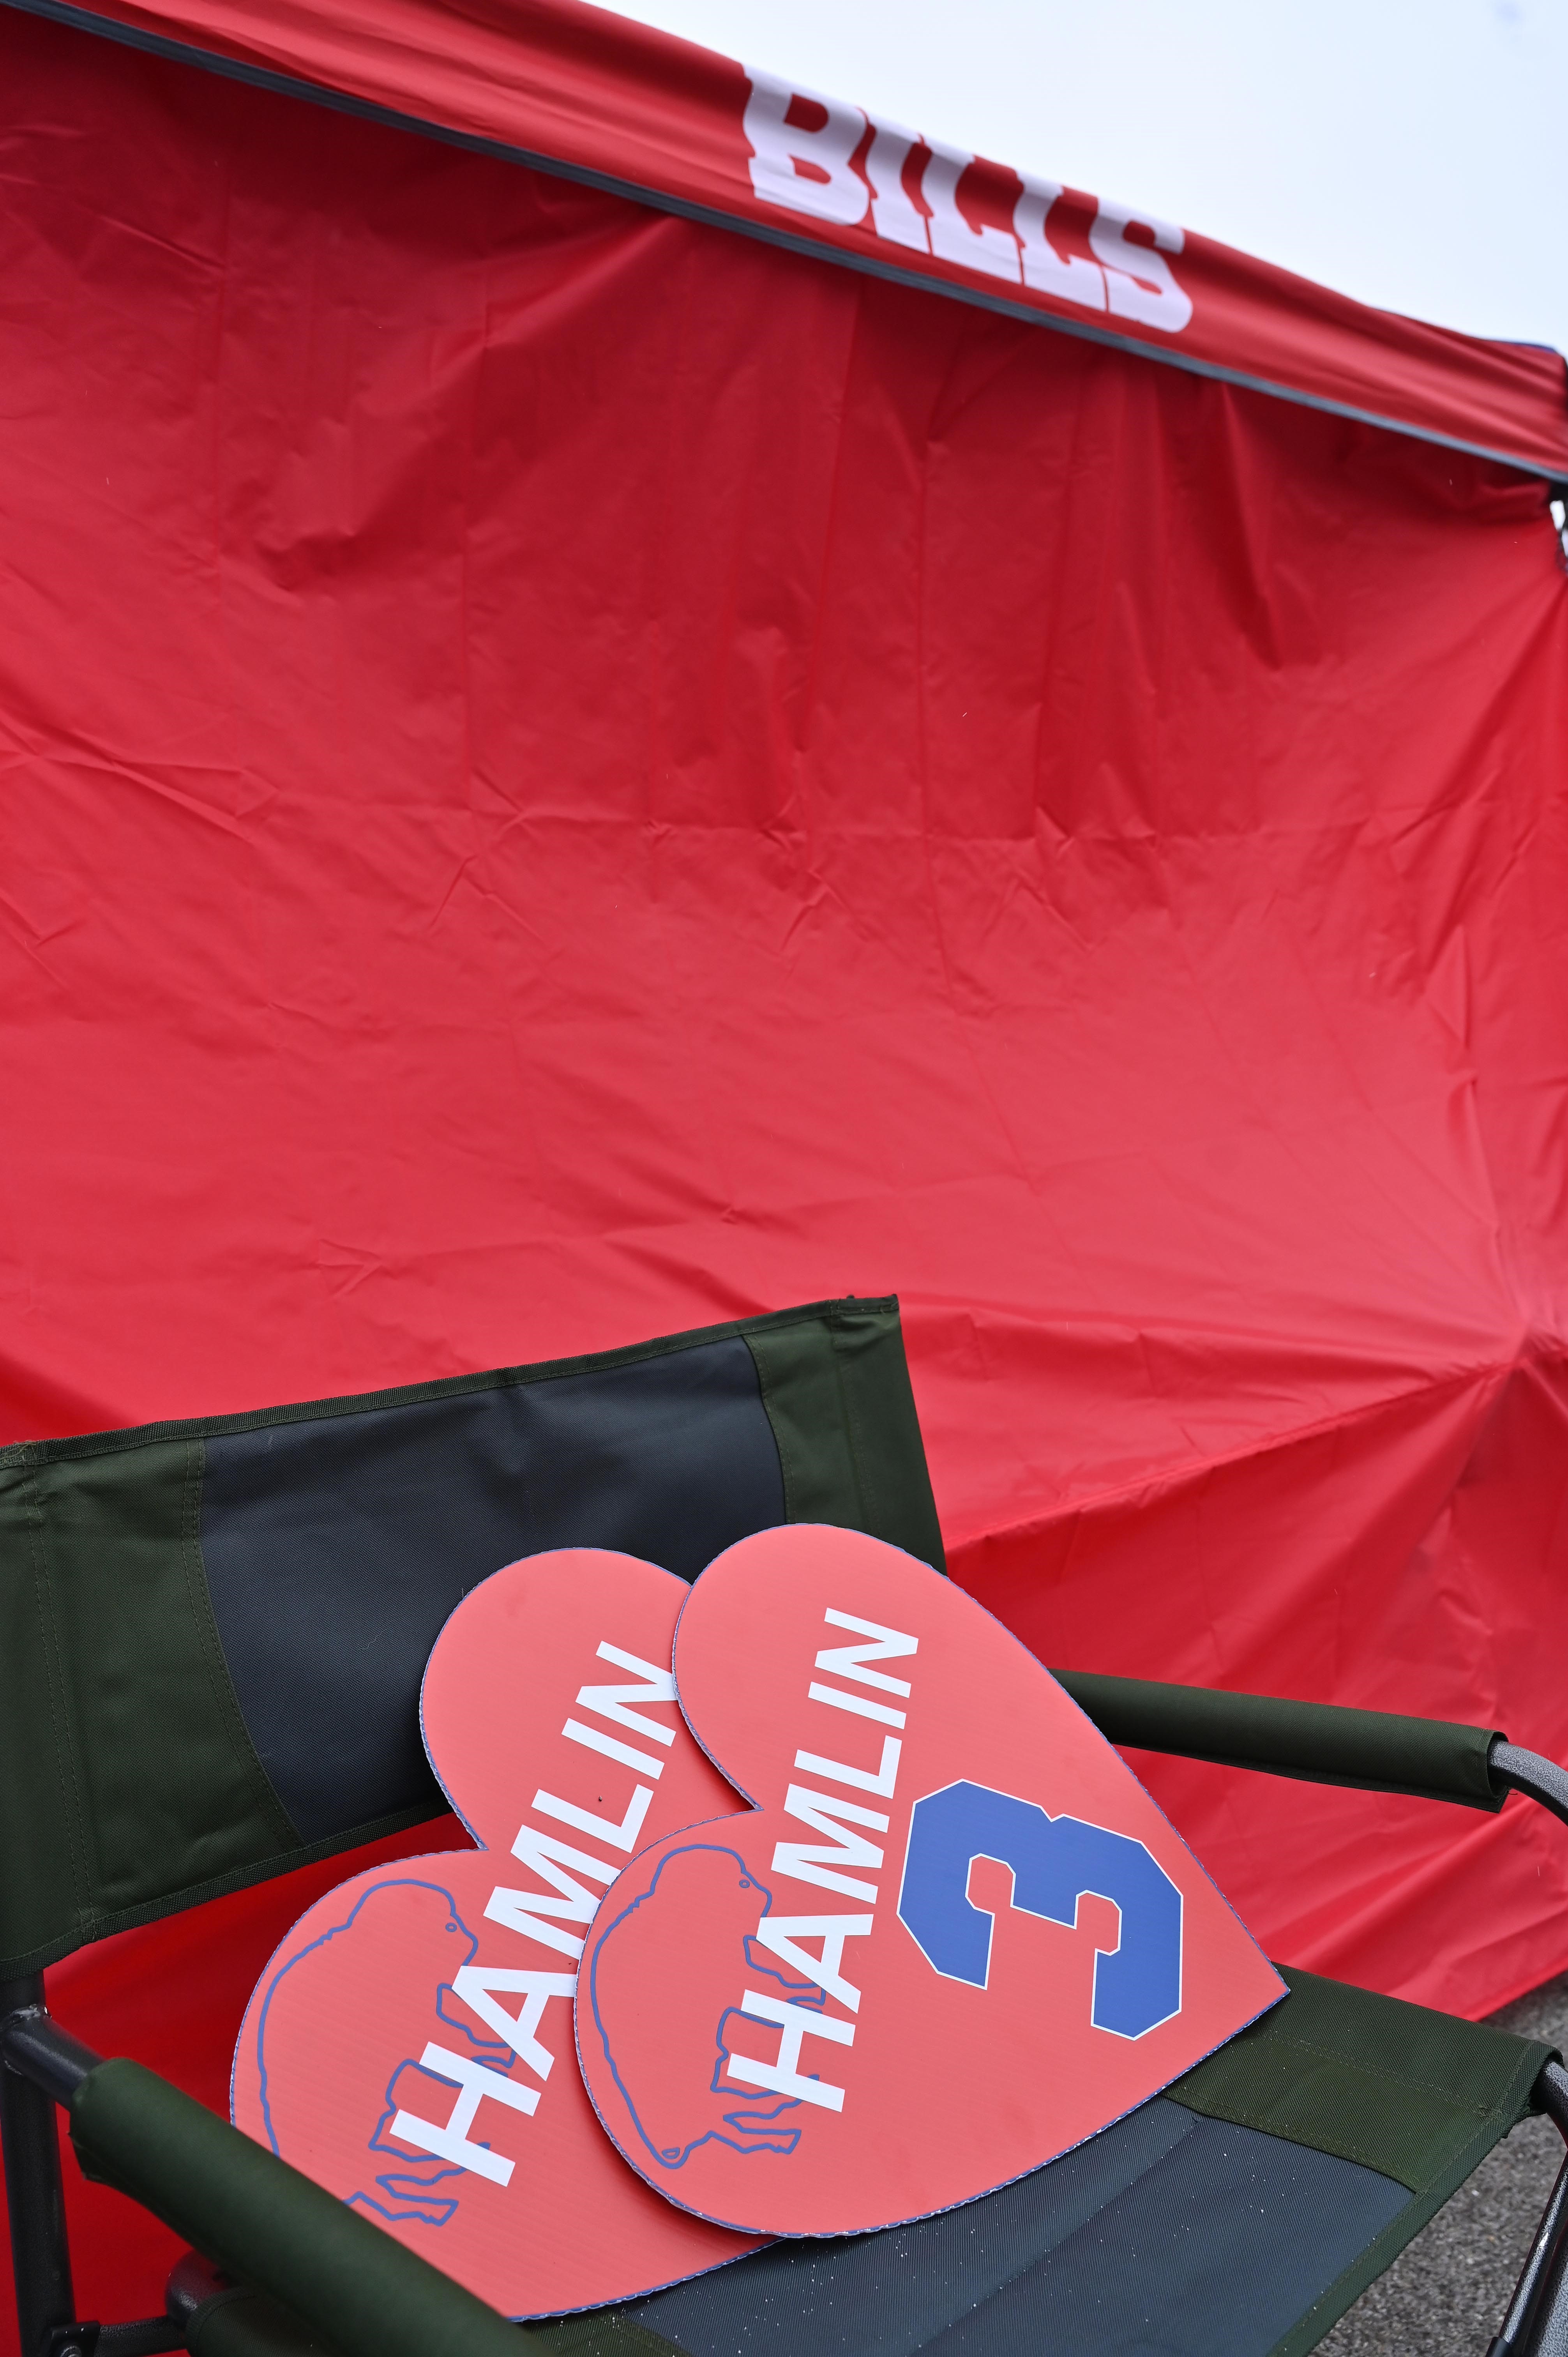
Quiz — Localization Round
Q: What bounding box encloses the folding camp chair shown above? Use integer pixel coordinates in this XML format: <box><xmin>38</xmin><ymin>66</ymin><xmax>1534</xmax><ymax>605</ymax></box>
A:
<box><xmin>5</xmin><ymin>1293</ymin><xmax>1568</xmax><ymax>2357</ymax></box>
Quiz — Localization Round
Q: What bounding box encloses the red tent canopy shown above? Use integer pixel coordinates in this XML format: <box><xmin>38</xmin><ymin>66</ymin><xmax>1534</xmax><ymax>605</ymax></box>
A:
<box><xmin>3</xmin><ymin>0</ymin><xmax>1568</xmax><ymax>2333</ymax></box>
<box><xmin>13</xmin><ymin>0</ymin><xmax>1568</xmax><ymax>478</ymax></box>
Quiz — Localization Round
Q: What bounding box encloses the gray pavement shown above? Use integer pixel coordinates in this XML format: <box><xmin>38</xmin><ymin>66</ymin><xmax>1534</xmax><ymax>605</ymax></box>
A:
<box><xmin>1321</xmin><ymin>1972</ymin><xmax>1568</xmax><ymax>2356</ymax></box>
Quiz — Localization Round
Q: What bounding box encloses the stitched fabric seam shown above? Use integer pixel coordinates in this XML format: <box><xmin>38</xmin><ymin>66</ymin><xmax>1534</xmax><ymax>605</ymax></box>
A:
<box><xmin>833</xmin><ymin>1312</ymin><xmax>879</xmax><ymax>1539</ymax></box>
<box><xmin>0</xmin><ymin>1295</ymin><xmax>894</xmax><ymax>1466</ymax></box>
<box><xmin>826</xmin><ymin>1318</ymin><xmax>868</xmax><ymax>1530</ymax></box>
<box><xmin>1263</xmin><ymin>2076</ymin><xmax>1540</xmax><ymax>2355</ymax></box>
<box><xmin>1174</xmin><ymin>2042</ymin><xmax>1545</xmax><ymax>2195</ymax></box>
<box><xmin>180</xmin><ymin>1437</ymin><xmax>300</xmax><ymax>1851</ymax></box>
<box><xmin>25</xmin><ymin>1461</ymin><xmax>92</xmax><ymax>1939</ymax></box>
<box><xmin>0</xmin><ymin>1802</ymin><xmax>446</xmax><ymax>1978</ymax></box>
<box><xmin>1232</xmin><ymin>2029</ymin><xmax>1505</xmax><ymax>2115</ymax></box>
<box><xmin>911</xmin><ymin>2108</ymin><xmax>1203</xmax><ymax>2339</ymax></box>
<box><xmin>741</xmin><ymin>1332</ymin><xmax>797</xmax><ymax>1525</ymax></box>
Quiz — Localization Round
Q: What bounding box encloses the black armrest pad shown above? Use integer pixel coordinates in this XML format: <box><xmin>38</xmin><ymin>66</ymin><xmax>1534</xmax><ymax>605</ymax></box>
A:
<box><xmin>70</xmin><ymin>2062</ymin><xmax>524</xmax><ymax>2357</ymax></box>
<box><xmin>1052</xmin><ymin>1670</ymin><xmax>1504</xmax><ymax>1811</ymax></box>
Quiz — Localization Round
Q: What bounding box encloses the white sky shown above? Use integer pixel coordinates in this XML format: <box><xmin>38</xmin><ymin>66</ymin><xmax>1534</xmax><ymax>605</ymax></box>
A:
<box><xmin>602</xmin><ymin>0</ymin><xmax>1568</xmax><ymax>359</ymax></box>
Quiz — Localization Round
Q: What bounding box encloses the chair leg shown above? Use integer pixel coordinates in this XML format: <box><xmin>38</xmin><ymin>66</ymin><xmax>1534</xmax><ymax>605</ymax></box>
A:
<box><xmin>0</xmin><ymin>1975</ymin><xmax>78</xmax><ymax>2357</ymax></box>
<box><xmin>1491</xmin><ymin>2061</ymin><xmax>1568</xmax><ymax>2356</ymax></box>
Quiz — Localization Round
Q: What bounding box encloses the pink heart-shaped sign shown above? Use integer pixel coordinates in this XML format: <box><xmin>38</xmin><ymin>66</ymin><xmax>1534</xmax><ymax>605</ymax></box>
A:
<box><xmin>232</xmin><ymin>1550</ymin><xmax>763</xmax><ymax>2315</ymax></box>
<box><xmin>577</xmin><ymin>1525</ymin><xmax>1285</xmax><ymax>2237</ymax></box>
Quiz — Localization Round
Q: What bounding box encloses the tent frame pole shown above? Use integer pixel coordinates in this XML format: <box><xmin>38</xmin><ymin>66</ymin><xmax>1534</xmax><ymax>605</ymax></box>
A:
<box><xmin>1489</xmin><ymin>2061</ymin><xmax>1568</xmax><ymax>2355</ymax></box>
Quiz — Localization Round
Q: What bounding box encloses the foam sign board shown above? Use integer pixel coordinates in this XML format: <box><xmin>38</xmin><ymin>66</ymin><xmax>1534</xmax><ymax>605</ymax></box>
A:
<box><xmin>577</xmin><ymin>1525</ymin><xmax>1285</xmax><ymax>2237</ymax></box>
<box><xmin>232</xmin><ymin>1549</ymin><xmax>763</xmax><ymax>2316</ymax></box>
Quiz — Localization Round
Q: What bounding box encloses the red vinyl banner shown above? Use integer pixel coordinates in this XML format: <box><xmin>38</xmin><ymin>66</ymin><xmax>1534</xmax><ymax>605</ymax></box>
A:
<box><xmin>12</xmin><ymin>0</ymin><xmax>1568</xmax><ymax>478</ymax></box>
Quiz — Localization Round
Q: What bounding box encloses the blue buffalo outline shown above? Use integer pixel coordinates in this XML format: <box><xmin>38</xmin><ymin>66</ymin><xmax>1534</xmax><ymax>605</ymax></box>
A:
<box><xmin>896</xmin><ymin>1781</ymin><xmax>1183</xmax><ymax>2037</ymax></box>
<box><xmin>589</xmin><ymin>1842</ymin><xmax>832</xmax><ymax>2171</ymax></box>
<box><xmin>250</xmin><ymin>1875</ymin><xmax>522</xmax><ymax>2228</ymax></box>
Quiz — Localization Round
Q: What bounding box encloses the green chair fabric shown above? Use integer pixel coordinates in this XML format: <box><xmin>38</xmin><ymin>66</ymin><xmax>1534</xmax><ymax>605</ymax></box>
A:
<box><xmin>1170</xmin><ymin>1967</ymin><xmax>1554</xmax><ymax>2356</ymax></box>
<box><xmin>0</xmin><ymin>1295</ymin><xmax>939</xmax><ymax>1977</ymax></box>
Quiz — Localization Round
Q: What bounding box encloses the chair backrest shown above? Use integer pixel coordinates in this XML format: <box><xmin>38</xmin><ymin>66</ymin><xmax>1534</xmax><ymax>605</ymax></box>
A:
<box><xmin>0</xmin><ymin>1295</ymin><xmax>940</xmax><ymax>1982</ymax></box>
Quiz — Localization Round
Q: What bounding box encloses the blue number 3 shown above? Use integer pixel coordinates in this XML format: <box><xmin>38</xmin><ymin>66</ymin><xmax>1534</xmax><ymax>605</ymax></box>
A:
<box><xmin>896</xmin><ymin>1781</ymin><xmax>1182</xmax><ymax>2038</ymax></box>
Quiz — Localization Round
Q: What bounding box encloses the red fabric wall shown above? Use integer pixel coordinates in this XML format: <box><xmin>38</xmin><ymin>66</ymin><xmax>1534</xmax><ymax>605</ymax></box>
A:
<box><xmin>4</xmin><ymin>8</ymin><xmax>1568</xmax><ymax>2334</ymax></box>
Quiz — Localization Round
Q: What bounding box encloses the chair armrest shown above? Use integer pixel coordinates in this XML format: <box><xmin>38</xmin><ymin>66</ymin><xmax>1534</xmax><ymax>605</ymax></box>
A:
<box><xmin>0</xmin><ymin>2004</ymin><xmax>529</xmax><ymax>2357</ymax></box>
<box><xmin>4</xmin><ymin>2002</ymin><xmax>687</xmax><ymax>2357</ymax></box>
<box><xmin>67</xmin><ymin>2059</ymin><xmax>527</xmax><ymax>2357</ymax></box>
<box><xmin>178</xmin><ymin>2286</ymin><xmax>333</xmax><ymax>2357</ymax></box>
<box><xmin>1490</xmin><ymin>1743</ymin><xmax>1568</xmax><ymax>1832</ymax></box>
<box><xmin>1052</xmin><ymin>1668</ymin><xmax>1506</xmax><ymax>1810</ymax></box>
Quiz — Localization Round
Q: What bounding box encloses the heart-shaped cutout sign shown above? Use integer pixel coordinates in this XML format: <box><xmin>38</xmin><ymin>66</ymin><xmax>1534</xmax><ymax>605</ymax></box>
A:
<box><xmin>577</xmin><ymin>1525</ymin><xmax>1285</xmax><ymax>2237</ymax></box>
<box><xmin>232</xmin><ymin>1549</ymin><xmax>763</xmax><ymax>2315</ymax></box>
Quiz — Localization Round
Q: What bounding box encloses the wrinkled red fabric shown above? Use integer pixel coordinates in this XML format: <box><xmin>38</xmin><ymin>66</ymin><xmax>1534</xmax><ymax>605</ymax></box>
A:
<box><xmin>3</xmin><ymin>9</ymin><xmax>1568</xmax><ymax>2337</ymax></box>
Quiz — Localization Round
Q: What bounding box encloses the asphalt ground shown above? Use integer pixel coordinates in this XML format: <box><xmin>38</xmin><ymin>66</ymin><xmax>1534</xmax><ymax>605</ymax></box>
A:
<box><xmin>1321</xmin><ymin>1972</ymin><xmax>1568</xmax><ymax>2357</ymax></box>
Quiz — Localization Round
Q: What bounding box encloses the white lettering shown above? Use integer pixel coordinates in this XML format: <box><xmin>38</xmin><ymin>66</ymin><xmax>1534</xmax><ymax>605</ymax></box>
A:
<box><xmin>1088</xmin><ymin>201</ymin><xmax>1192</xmax><ymax>332</ymax></box>
<box><xmin>921</xmin><ymin>145</ymin><xmax>1021</xmax><ymax>283</ymax></box>
<box><xmin>575</xmin><ymin>1643</ymin><xmax>678</xmax><ymax>1747</ymax></box>
<box><xmin>816</xmin><ymin>1608</ymin><xmax>918</xmax><ymax>1694</ymax></box>
<box><xmin>737</xmin><ymin>75</ymin><xmax>1192</xmax><ymax>336</ymax></box>
<box><xmin>807</xmin><ymin>1682</ymin><xmax>905</xmax><ymax>1730</ymax></box>
<box><xmin>561</xmin><ymin>1718</ymin><xmax>666</xmax><ymax>1779</ymax></box>
<box><xmin>390</xmin><ymin>2045</ymin><xmax>536</xmax><ymax>2182</ymax></box>
<box><xmin>531</xmin><ymin>1782</ymin><xmax>654</xmax><ymax>1853</ymax></box>
<box><xmin>772</xmin><ymin>1784</ymin><xmax>887</xmax><ymax>1901</ymax></box>
<box><xmin>719</xmin><ymin>1611</ymin><xmax>919</xmax><ymax>2125</ymax></box>
<box><xmin>750</xmin><ymin>1914</ymin><xmax>872</xmax><ymax>2011</ymax></box>
<box><xmin>742</xmin><ymin>68</ymin><xmax>868</xmax><ymax>228</ymax></box>
<box><xmin>449</xmin><ymin>1968</ymin><xmax>576</xmax><ymax>2080</ymax></box>
<box><xmin>482</xmin><ymin>1891</ymin><xmax>584</xmax><ymax>1962</ymax></box>
<box><xmin>726</xmin><ymin>1991</ymin><xmax>854</xmax><ymax>2110</ymax></box>
<box><xmin>793</xmin><ymin>1733</ymin><xmax>901</xmax><ymax>1797</ymax></box>
<box><xmin>1014</xmin><ymin>175</ymin><xmax>1105</xmax><ymax>309</ymax></box>
<box><xmin>484</xmin><ymin>1823</ymin><xmax>617</xmax><ymax>1959</ymax></box>
<box><xmin>863</xmin><ymin>120</ymin><xmax>927</xmax><ymax>252</ymax></box>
